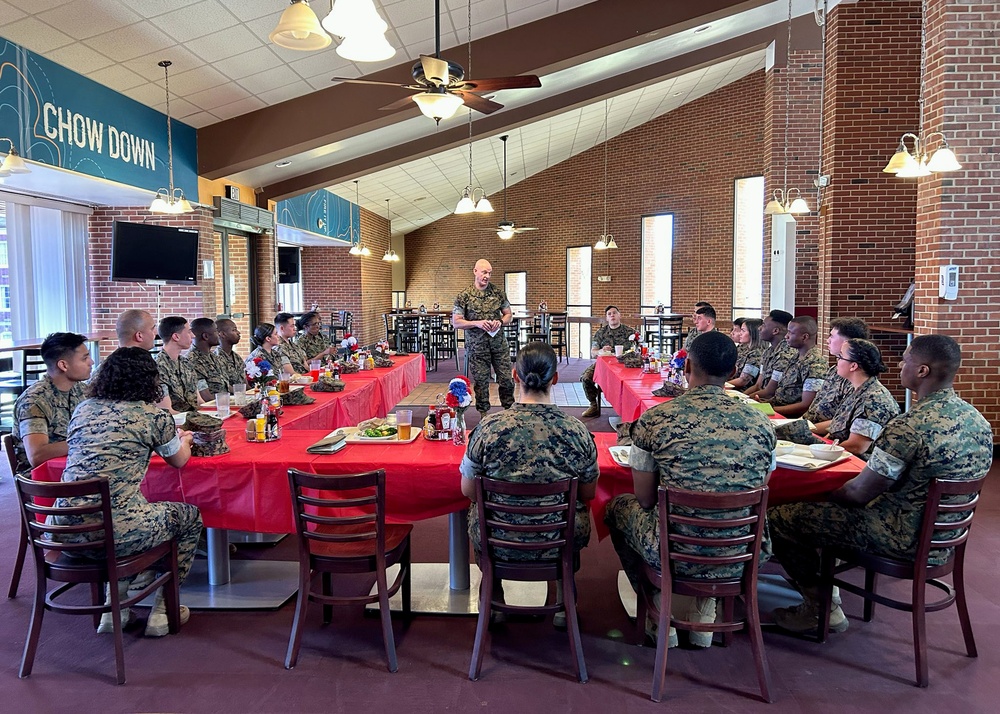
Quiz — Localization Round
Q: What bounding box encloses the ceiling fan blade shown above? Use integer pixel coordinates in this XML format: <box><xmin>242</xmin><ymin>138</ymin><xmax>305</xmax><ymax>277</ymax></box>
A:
<box><xmin>454</xmin><ymin>91</ymin><xmax>503</xmax><ymax>114</ymax></box>
<box><xmin>514</xmin><ymin>227</ymin><xmax>539</xmax><ymax>233</ymax></box>
<box><xmin>459</xmin><ymin>75</ymin><xmax>541</xmax><ymax>93</ymax></box>
<box><xmin>420</xmin><ymin>55</ymin><xmax>450</xmax><ymax>87</ymax></box>
<box><xmin>379</xmin><ymin>95</ymin><xmax>421</xmax><ymax>112</ymax></box>
<box><xmin>332</xmin><ymin>77</ymin><xmax>415</xmax><ymax>89</ymax></box>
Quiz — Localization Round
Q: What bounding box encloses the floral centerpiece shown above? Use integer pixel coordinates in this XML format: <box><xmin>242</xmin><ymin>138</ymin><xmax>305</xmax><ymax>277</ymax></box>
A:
<box><xmin>666</xmin><ymin>348</ymin><xmax>688</xmax><ymax>387</ymax></box>
<box><xmin>445</xmin><ymin>375</ymin><xmax>473</xmax><ymax>445</ymax></box>
<box><xmin>340</xmin><ymin>333</ymin><xmax>359</xmax><ymax>353</ymax></box>
<box><xmin>240</xmin><ymin>356</ymin><xmax>280</xmax><ymax>420</ymax></box>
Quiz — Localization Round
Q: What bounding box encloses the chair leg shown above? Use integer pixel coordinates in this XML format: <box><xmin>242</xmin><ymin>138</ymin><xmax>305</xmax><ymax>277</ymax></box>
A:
<box><xmin>818</xmin><ymin>549</ymin><xmax>837</xmax><ymax>644</ymax></box>
<box><xmin>401</xmin><ymin>543</ymin><xmax>412</xmax><ymax>620</ymax></box>
<box><xmin>912</xmin><ymin>576</ymin><xmax>928</xmax><ymax>687</ymax></box>
<box><xmin>376</xmin><ymin>567</ymin><xmax>398</xmax><ymax>673</ymax></box>
<box><xmin>650</xmin><ymin>586</ymin><xmax>672</xmax><ymax>702</ymax></box>
<box><xmin>91</xmin><ymin>581</ymin><xmax>104</xmax><ymax>629</ymax></box>
<box><xmin>720</xmin><ymin>597</ymin><xmax>735</xmax><ymax>647</ymax></box>
<box><xmin>863</xmin><ymin>568</ymin><xmax>878</xmax><ymax>622</ymax></box>
<box><xmin>562</xmin><ymin>570</ymin><xmax>588</xmax><ymax>683</ymax></box>
<box><xmin>165</xmin><ymin>541</ymin><xmax>182</xmax><ymax>635</ymax></box>
<box><xmin>109</xmin><ymin>579</ymin><xmax>127</xmax><ymax>685</ymax></box>
<box><xmin>634</xmin><ymin>580</ymin><xmax>649</xmax><ymax>647</ymax></box>
<box><xmin>322</xmin><ymin>572</ymin><xmax>332</xmax><ymax>625</ymax></box>
<box><xmin>7</xmin><ymin>517</ymin><xmax>27</xmax><ymax>598</ymax></box>
<box><xmin>18</xmin><ymin>570</ymin><xmax>46</xmax><ymax>678</ymax></box>
<box><xmin>953</xmin><ymin>549</ymin><xmax>977</xmax><ymax>657</ymax></box>
<box><xmin>468</xmin><ymin>567</ymin><xmax>492</xmax><ymax>681</ymax></box>
<box><xmin>284</xmin><ymin>568</ymin><xmax>312</xmax><ymax>669</ymax></box>
<box><xmin>744</xmin><ymin>592</ymin><xmax>773</xmax><ymax>703</ymax></box>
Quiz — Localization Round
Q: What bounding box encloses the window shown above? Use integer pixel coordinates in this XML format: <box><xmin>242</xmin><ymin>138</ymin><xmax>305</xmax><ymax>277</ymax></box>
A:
<box><xmin>0</xmin><ymin>240</ymin><xmax>7</xmax><ymax>268</ymax></box>
<box><xmin>0</xmin><ymin>285</ymin><xmax>8</xmax><ymax>310</ymax></box>
<box><xmin>392</xmin><ymin>291</ymin><xmax>406</xmax><ymax>309</ymax></box>
<box><xmin>733</xmin><ymin>176</ymin><xmax>765</xmax><ymax>319</ymax></box>
<box><xmin>640</xmin><ymin>214</ymin><xmax>673</xmax><ymax>313</ymax></box>
<box><xmin>566</xmin><ymin>247</ymin><xmax>592</xmax><ymax>358</ymax></box>
<box><xmin>504</xmin><ymin>271</ymin><xmax>526</xmax><ymax>315</ymax></box>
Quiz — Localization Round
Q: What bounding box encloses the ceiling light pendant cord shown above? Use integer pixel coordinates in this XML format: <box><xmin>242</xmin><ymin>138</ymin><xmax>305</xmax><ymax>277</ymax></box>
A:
<box><xmin>815</xmin><ymin>0</ymin><xmax>828</xmax><ymax>209</ymax></box>
<box><xmin>603</xmin><ymin>99</ymin><xmax>609</xmax><ymax>238</ymax></box>
<box><xmin>162</xmin><ymin>60</ymin><xmax>175</xmax><ymax>199</ymax></box>
<box><xmin>782</xmin><ymin>0</ymin><xmax>791</xmax><ymax>198</ymax></box>
<box><xmin>917</xmin><ymin>0</ymin><xmax>927</xmax><ymax>142</ymax></box>
<box><xmin>352</xmin><ymin>180</ymin><xmax>357</xmax><ymax>246</ymax></box>
<box><xmin>502</xmin><ymin>135</ymin><xmax>508</xmax><ymax>221</ymax></box>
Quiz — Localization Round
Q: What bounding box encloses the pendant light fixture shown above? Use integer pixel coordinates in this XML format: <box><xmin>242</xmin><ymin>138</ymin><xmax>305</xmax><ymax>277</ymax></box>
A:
<box><xmin>270</xmin><ymin>0</ymin><xmax>332</xmax><ymax>51</ymax></box>
<box><xmin>453</xmin><ymin>109</ymin><xmax>492</xmax><ymax>215</ymax></box>
<box><xmin>348</xmin><ymin>180</ymin><xmax>363</xmax><ymax>255</ymax></box>
<box><xmin>0</xmin><ymin>138</ymin><xmax>30</xmax><ymax>177</ymax></box>
<box><xmin>382</xmin><ymin>199</ymin><xmax>399</xmax><ymax>262</ymax></box>
<box><xmin>882</xmin><ymin>0</ymin><xmax>961</xmax><ymax>178</ymax></box>
<box><xmin>765</xmin><ymin>0</ymin><xmax>810</xmax><ymax>216</ymax></box>
<box><xmin>149</xmin><ymin>60</ymin><xmax>194</xmax><ymax>215</ymax></box>
<box><xmin>594</xmin><ymin>100</ymin><xmax>617</xmax><ymax>251</ymax></box>
<box><xmin>322</xmin><ymin>0</ymin><xmax>395</xmax><ymax>62</ymax></box>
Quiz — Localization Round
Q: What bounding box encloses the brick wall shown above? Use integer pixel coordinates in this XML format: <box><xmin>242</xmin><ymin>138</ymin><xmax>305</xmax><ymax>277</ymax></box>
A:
<box><xmin>914</xmin><ymin>0</ymin><xmax>1000</xmax><ymax>440</ymax></box>
<box><xmin>764</xmin><ymin>50</ymin><xmax>824</xmax><ymax>317</ymax></box>
<box><xmin>89</xmin><ymin>207</ymin><xmax>217</xmax><ymax>358</ymax></box>
<box><xmin>404</xmin><ymin>73</ymin><xmax>767</xmax><ymax>329</ymax></box>
<box><xmin>817</xmin><ymin>0</ymin><xmax>922</xmax><ymax>402</ymax></box>
<box><xmin>300</xmin><ymin>206</ymin><xmax>391</xmax><ymax>345</ymax></box>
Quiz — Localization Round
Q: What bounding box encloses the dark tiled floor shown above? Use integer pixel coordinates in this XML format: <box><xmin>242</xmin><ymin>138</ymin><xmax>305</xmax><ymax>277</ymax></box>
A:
<box><xmin>1</xmin><ymin>356</ymin><xmax>997</xmax><ymax>712</ymax></box>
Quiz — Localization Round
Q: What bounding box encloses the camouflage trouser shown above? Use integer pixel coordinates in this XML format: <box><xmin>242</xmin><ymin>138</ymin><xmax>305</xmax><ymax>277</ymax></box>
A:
<box><xmin>114</xmin><ymin>501</ymin><xmax>204</xmax><ymax>585</ymax></box>
<box><xmin>605</xmin><ymin>493</ymin><xmax>769</xmax><ymax>591</ymax></box>
<box><xmin>467</xmin><ymin>336</ymin><xmax>514</xmax><ymax>414</ymax></box>
<box><xmin>768</xmin><ymin>501</ymin><xmax>918</xmax><ymax>589</ymax></box>
<box><xmin>581</xmin><ymin>363</ymin><xmax>601</xmax><ymax>406</ymax></box>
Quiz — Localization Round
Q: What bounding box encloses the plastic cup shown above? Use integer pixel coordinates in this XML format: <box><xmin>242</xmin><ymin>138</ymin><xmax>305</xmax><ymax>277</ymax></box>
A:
<box><xmin>278</xmin><ymin>373</ymin><xmax>291</xmax><ymax>394</ymax></box>
<box><xmin>396</xmin><ymin>409</ymin><xmax>412</xmax><ymax>440</ymax></box>
<box><xmin>309</xmin><ymin>360</ymin><xmax>321</xmax><ymax>383</ymax></box>
<box><xmin>232</xmin><ymin>383</ymin><xmax>247</xmax><ymax>406</ymax></box>
<box><xmin>615</xmin><ymin>345</ymin><xmax>624</xmax><ymax>357</ymax></box>
<box><xmin>215</xmin><ymin>392</ymin><xmax>231</xmax><ymax>418</ymax></box>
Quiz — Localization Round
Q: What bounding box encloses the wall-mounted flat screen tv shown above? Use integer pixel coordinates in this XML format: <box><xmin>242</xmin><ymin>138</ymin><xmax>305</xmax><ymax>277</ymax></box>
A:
<box><xmin>111</xmin><ymin>221</ymin><xmax>199</xmax><ymax>285</ymax></box>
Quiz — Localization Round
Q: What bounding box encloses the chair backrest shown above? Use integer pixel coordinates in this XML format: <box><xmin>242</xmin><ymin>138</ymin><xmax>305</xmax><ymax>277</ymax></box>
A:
<box><xmin>657</xmin><ymin>485</ymin><xmax>769</xmax><ymax>586</ymax></box>
<box><xmin>2</xmin><ymin>433</ymin><xmax>16</xmax><ymax>477</ymax></box>
<box><xmin>914</xmin><ymin>476</ymin><xmax>987</xmax><ymax>568</ymax></box>
<box><xmin>287</xmin><ymin>468</ymin><xmax>387</xmax><ymax>564</ymax></box>
<box><xmin>476</xmin><ymin>476</ymin><xmax>578</xmax><ymax>566</ymax></box>
<box><xmin>344</xmin><ymin>312</ymin><xmax>354</xmax><ymax>333</ymax></box>
<box><xmin>14</xmin><ymin>475</ymin><xmax>119</xmax><ymax>574</ymax></box>
<box><xmin>22</xmin><ymin>350</ymin><xmax>46</xmax><ymax>389</ymax></box>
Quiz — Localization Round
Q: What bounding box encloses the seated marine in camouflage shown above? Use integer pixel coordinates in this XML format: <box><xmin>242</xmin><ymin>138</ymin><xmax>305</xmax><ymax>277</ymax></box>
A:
<box><xmin>54</xmin><ymin>347</ymin><xmax>202</xmax><ymax>638</ymax></box>
<box><xmin>802</xmin><ymin>317</ymin><xmax>871</xmax><ymax>424</ymax></box>
<box><xmin>187</xmin><ymin>317</ymin><xmax>231</xmax><ymax>395</ymax></box>
<box><xmin>461</xmin><ymin>342</ymin><xmax>598</xmax><ymax>625</ymax></box>
<box><xmin>155</xmin><ymin>316</ymin><xmax>206</xmax><ymax>412</ymax></box>
<box><xmin>755</xmin><ymin>316</ymin><xmax>828</xmax><ymax>417</ymax></box>
<box><xmin>275</xmin><ymin>312</ymin><xmax>310</xmax><ymax>374</ymax></box>
<box><xmin>213</xmin><ymin>318</ymin><xmax>246</xmax><ymax>389</ymax></box>
<box><xmin>293</xmin><ymin>311</ymin><xmax>335</xmax><ymax>362</ymax></box>
<box><xmin>769</xmin><ymin>335</ymin><xmax>992</xmax><ymax>636</ymax></box>
<box><xmin>581</xmin><ymin>305</ymin><xmax>634</xmax><ymax>418</ymax></box>
<box><xmin>605</xmin><ymin>331</ymin><xmax>776</xmax><ymax>649</ymax></box>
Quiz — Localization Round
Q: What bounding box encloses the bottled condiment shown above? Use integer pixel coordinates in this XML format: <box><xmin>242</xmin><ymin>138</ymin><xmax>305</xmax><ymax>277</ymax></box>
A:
<box><xmin>440</xmin><ymin>408</ymin><xmax>451</xmax><ymax>437</ymax></box>
<box><xmin>366</xmin><ymin>352</ymin><xmax>375</xmax><ymax>371</ymax></box>
<box><xmin>426</xmin><ymin>405</ymin><xmax>437</xmax><ymax>439</ymax></box>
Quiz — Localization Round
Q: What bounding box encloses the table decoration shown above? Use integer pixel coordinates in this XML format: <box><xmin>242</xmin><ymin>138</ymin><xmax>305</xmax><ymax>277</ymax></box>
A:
<box><xmin>445</xmin><ymin>375</ymin><xmax>473</xmax><ymax>445</ymax></box>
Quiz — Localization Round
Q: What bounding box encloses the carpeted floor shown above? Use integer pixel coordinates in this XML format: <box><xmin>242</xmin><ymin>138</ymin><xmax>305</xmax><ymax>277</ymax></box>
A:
<box><xmin>1</xmin><ymin>354</ymin><xmax>998</xmax><ymax>712</ymax></box>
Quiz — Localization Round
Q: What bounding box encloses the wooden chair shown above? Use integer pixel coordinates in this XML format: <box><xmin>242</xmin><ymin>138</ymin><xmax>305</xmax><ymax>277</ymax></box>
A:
<box><xmin>395</xmin><ymin>315</ymin><xmax>421</xmax><ymax>355</ymax></box>
<box><xmin>548</xmin><ymin>313</ymin><xmax>568</xmax><ymax>363</ymax></box>
<box><xmin>5</xmin><ymin>434</ymin><xmax>28</xmax><ymax>598</ymax></box>
<box><xmin>658</xmin><ymin>316</ymin><xmax>685</xmax><ymax>354</ymax></box>
<box><xmin>818</xmin><ymin>476</ymin><xmax>986</xmax><ymax>687</ymax></box>
<box><xmin>421</xmin><ymin>315</ymin><xmax>444</xmax><ymax>370</ymax></box>
<box><xmin>636</xmin><ymin>485</ymin><xmax>771</xmax><ymax>703</ymax></box>
<box><xmin>284</xmin><ymin>468</ymin><xmax>412</xmax><ymax>672</ymax></box>
<box><xmin>469</xmin><ymin>476</ymin><xmax>587</xmax><ymax>683</ymax></box>
<box><xmin>503</xmin><ymin>322</ymin><xmax>521</xmax><ymax>361</ymax></box>
<box><xmin>430</xmin><ymin>321</ymin><xmax>460</xmax><ymax>372</ymax></box>
<box><xmin>383</xmin><ymin>313</ymin><xmax>398</xmax><ymax>349</ymax></box>
<box><xmin>20</xmin><ymin>349</ymin><xmax>46</xmax><ymax>390</ymax></box>
<box><xmin>15</xmin><ymin>475</ymin><xmax>182</xmax><ymax>685</ymax></box>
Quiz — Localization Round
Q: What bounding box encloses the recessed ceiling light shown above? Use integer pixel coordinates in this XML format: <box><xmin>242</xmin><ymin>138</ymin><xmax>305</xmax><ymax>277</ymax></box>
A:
<box><xmin>275</xmin><ymin>160</ymin><xmax>292</xmax><ymax>168</ymax></box>
<box><xmin>414</xmin><ymin>196</ymin><xmax>426</xmax><ymax>202</ymax></box>
<box><xmin>673</xmin><ymin>92</ymin><xmax>682</xmax><ymax>96</ymax></box>
<box><xmin>694</xmin><ymin>25</ymin><xmax>712</xmax><ymax>33</ymax></box>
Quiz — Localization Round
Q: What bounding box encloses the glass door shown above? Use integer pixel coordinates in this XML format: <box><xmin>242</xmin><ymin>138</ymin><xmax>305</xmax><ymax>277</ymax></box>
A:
<box><xmin>566</xmin><ymin>246</ymin><xmax>592</xmax><ymax>358</ymax></box>
<box><xmin>215</xmin><ymin>228</ymin><xmax>252</xmax><ymax>339</ymax></box>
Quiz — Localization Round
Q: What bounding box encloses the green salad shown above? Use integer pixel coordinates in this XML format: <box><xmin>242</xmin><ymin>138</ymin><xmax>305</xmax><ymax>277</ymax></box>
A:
<box><xmin>362</xmin><ymin>425</ymin><xmax>397</xmax><ymax>438</ymax></box>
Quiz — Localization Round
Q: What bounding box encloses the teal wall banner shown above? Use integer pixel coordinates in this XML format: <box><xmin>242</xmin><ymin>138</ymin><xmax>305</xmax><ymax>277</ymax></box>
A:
<box><xmin>0</xmin><ymin>37</ymin><xmax>197</xmax><ymax>197</ymax></box>
<box><xmin>277</xmin><ymin>190</ymin><xmax>359</xmax><ymax>242</ymax></box>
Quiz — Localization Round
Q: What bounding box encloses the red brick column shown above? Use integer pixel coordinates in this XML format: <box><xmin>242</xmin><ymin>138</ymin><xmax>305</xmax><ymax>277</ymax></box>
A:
<box><xmin>915</xmin><ymin>0</ymin><xmax>1000</xmax><ymax>440</ymax></box>
<box><xmin>817</xmin><ymin>0</ymin><xmax>922</xmax><ymax>401</ymax></box>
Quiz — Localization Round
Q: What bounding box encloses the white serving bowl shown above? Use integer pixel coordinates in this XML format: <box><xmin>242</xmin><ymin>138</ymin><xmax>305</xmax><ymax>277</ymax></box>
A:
<box><xmin>775</xmin><ymin>440</ymin><xmax>795</xmax><ymax>456</ymax></box>
<box><xmin>809</xmin><ymin>443</ymin><xmax>845</xmax><ymax>461</ymax></box>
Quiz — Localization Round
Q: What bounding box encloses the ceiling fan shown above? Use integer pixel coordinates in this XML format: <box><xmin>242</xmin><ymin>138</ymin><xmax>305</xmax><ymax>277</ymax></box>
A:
<box><xmin>331</xmin><ymin>0</ymin><xmax>541</xmax><ymax>122</ymax></box>
<box><xmin>478</xmin><ymin>135</ymin><xmax>538</xmax><ymax>240</ymax></box>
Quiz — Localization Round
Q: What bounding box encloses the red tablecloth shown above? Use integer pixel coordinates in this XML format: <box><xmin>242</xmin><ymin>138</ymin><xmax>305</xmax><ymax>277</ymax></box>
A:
<box><xmin>593</xmin><ymin>356</ymin><xmax>668</xmax><ymax>422</ymax></box>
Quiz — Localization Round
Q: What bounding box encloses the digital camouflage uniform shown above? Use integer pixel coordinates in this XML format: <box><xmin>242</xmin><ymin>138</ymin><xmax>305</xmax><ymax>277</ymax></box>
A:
<box><xmin>155</xmin><ymin>351</ymin><xmax>203</xmax><ymax>412</ymax></box>
<box><xmin>803</xmin><ymin>366</ymin><xmax>854</xmax><ymax>423</ymax></box>
<box><xmin>10</xmin><ymin>377</ymin><xmax>85</xmax><ymax>477</ymax></box>
<box><xmin>757</xmin><ymin>341</ymin><xmax>796</xmax><ymax>391</ymax></box>
<box><xmin>683</xmin><ymin>328</ymin><xmax>716</xmax><ymax>351</ymax></box>
<box><xmin>213</xmin><ymin>346</ymin><xmax>246</xmax><ymax>389</ymax></box>
<box><xmin>277</xmin><ymin>338</ymin><xmax>309</xmax><ymax>374</ymax></box>
<box><xmin>769</xmin><ymin>346</ymin><xmax>828</xmax><ymax>407</ymax></box>
<box><xmin>186</xmin><ymin>347</ymin><xmax>229</xmax><ymax>395</ymax></box>
<box><xmin>453</xmin><ymin>283</ymin><xmax>514</xmax><ymax>414</ymax></box>
<box><xmin>246</xmin><ymin>345</ymin><xmax>291</xmax><ymax>372</ymax></box>
<box><xmin>769</xmin><ymin>388</ymin><xmax>992</xmax><ymax>588</ymax></box>
<box><xmin>460</xmin><ymin>403</ymin><xmax>599</xmax><ymax>560</ymax></box>
<box><xmin>581</xmin><ymin>323</ymin><xmax>634</xmax><ymax>406</ymax></box>
<box><xmin>52</xmin><ymin>398</ymin><xmax>203</xmax><ymax>583</ymax></box>
<box><xmin>734</xmin><ymin>344</ymin><xmax>765</xmax><ymax>388</ymax></box>
<box><xmin>605</xmin><ymin>384</ymin><xmax>776</xmax><ymax>589</ymax></box>
<box><xmin>295</xmin><ymin>332</ymin><xmax>331</xmax><ymax>362</ymax></box>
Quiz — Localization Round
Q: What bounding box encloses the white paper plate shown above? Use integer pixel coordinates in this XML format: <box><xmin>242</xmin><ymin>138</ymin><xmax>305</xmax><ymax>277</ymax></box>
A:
<box><xmin>608</xmin><ymin>446</ymin><xmax>631</xmax><ymax>467</ymax></box>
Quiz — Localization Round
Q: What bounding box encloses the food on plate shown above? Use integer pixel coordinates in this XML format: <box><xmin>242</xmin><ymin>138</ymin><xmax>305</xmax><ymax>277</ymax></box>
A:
<box><xmin>362</xmin><ymin>425</ymin><xmax>397</xmax><ymax>438</ymax></box>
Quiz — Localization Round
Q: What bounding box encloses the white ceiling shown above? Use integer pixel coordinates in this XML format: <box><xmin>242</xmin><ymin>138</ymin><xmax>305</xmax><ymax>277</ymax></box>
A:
<box><xmin>326</xmin><ymin>51</ymin><xmax>766</xmax><ymax>236</ymax></box>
